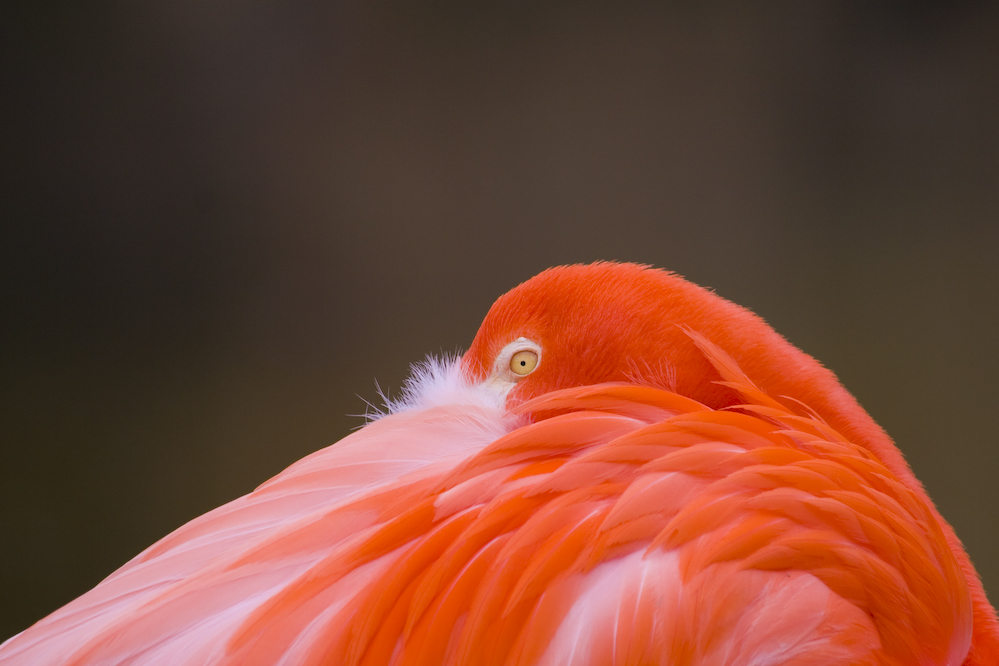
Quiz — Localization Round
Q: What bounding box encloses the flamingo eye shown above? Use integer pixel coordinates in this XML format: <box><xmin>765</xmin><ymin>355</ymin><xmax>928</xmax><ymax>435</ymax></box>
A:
<box><xmin>489</xmin><ymin>337</ymin><xmax>542</xmax><ymax>387</ymax></box>
<box><xmin>510</xmin><ymin>350</ymin><xmax>539</xmax><ymax>376</ymax></box>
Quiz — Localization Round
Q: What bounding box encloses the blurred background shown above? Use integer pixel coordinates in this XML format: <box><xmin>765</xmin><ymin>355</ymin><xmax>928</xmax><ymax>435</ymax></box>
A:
<box><xmin>2</xmin><ymin>0</ymin><xmax>998</xmax><ymax>641</ymax></box>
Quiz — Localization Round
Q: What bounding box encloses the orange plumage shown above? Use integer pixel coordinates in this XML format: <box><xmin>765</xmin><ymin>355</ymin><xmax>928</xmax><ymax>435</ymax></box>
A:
<box><xmin>2</xmin><ymin>262</ymin><xmax>996</xmax><ymax>665</ymax></box>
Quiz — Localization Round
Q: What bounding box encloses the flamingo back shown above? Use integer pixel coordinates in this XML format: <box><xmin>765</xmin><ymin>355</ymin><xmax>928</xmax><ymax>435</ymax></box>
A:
<box><xmin>0</xmin><ymin>336</ymin><xmax>974</xmax><ymax>666</ymax></box>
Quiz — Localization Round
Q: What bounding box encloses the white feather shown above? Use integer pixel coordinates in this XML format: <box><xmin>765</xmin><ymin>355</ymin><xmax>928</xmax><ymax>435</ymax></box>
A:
<box><xmin>368</xmin><ymin>353</ymin><xmax>510</xmax><ymax>419</ymax></box>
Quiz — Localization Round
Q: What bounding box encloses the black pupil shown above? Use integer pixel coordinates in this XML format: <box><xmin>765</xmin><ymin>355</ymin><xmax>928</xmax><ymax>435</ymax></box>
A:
<box><xmin>520</xmin><ymin>360</ymin><xmax>526</xmax><ymax>366</ymax></box>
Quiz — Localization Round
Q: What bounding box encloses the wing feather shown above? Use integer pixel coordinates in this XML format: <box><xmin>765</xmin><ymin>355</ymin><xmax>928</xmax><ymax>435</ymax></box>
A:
<box><xmin>1</xmin><ymin>353</ymin><xmax>974</xmax><ymax>666</ymax></box>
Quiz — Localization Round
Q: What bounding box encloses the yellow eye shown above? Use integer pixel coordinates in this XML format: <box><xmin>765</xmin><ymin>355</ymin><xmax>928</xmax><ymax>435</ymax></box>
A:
<box><xmin>510</xmin><ymin>350</ymin><xmax>539</xmax><ymax>376</ymax></box>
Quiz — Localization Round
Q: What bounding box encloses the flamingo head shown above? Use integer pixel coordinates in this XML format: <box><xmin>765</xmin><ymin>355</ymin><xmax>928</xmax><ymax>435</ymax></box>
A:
<box><xmin>463</xmin><ymin>262</ymin><xmax>757</xmax><ymax>408</ymax></box>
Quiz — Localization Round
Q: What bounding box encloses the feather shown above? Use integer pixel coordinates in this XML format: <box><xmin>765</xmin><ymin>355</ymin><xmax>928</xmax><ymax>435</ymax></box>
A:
<box><xmin>4</xmin><ymin>262</ymin><xmax>993</xmax><ymax>666</ymax></box>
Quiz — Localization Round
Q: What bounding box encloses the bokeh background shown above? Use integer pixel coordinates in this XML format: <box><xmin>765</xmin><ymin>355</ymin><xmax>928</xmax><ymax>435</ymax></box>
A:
<box><xmin>3</xmin><ymin>0</ymin><xmax>998</xmax><ymax>641</ymax></box>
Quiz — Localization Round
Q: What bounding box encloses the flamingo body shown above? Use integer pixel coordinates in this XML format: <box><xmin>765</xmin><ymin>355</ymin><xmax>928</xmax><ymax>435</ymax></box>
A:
<box><xmin>2</xmin><ymin>263</ymin><xmax>996</xmax><ymax>665</ymax></box>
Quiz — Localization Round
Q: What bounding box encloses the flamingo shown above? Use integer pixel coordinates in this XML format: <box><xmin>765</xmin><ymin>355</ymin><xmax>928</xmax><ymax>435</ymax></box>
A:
<box><xmin>1</xmin><ymin>262</ymin><xmax>996</xmax><ymax>665</ymax></box>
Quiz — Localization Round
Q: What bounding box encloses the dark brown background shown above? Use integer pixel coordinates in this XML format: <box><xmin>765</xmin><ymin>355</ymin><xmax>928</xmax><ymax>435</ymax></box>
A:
<box><xmin>2</xmin><ymin>0</ymin><xmax>998</xmax><ymax>641</ymax></box>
